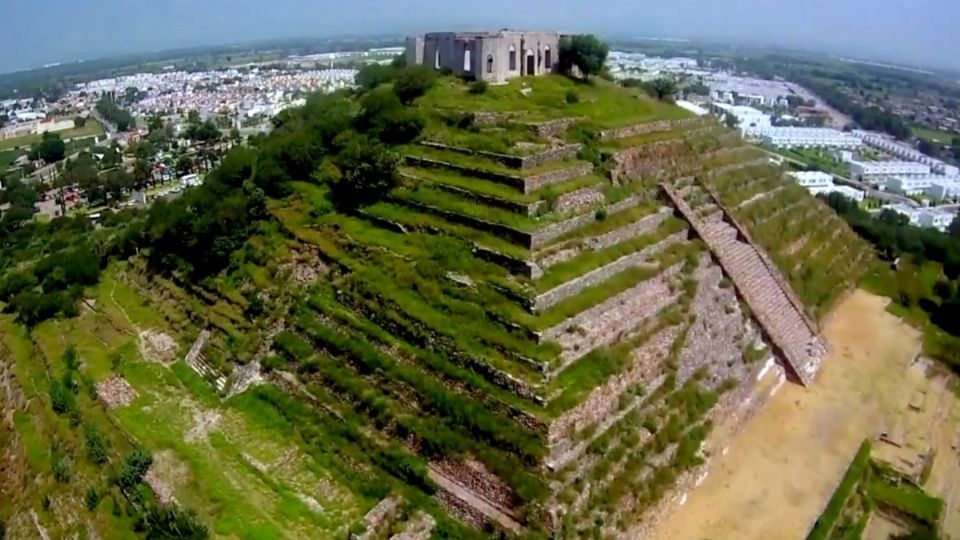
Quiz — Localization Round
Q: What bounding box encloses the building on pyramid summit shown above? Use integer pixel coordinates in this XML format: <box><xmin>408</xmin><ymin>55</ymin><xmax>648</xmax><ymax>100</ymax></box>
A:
<box><xmin>406</xmin><ymin>30</ymin><xmax>561</xmax><ymax>83</ymax></box>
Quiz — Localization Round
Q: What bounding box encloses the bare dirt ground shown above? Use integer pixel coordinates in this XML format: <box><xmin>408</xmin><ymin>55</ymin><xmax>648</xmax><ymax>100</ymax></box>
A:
<box><xmin>647</xmin><ymin>290</ymin><xmax>921</xmax><ymax>540</ymax></box>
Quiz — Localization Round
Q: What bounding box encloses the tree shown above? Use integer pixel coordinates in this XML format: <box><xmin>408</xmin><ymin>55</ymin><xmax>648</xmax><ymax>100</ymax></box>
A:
<box><xmin>73</xmin><ymin>116</ymin><xmax>87</xmax><ymax>128</ymax></box>
<box><xmin>132</xmin><ymin>159</ymin><xmax>152</xmax><ymax>189</ymax></box>
<box><xmin>559</xmin><ymin>34</ymin><xmax>609</xmax><ymax>80</ymax></box>
<box><xmin>392</xmin><ymin>65</ymin><xmax>437</xmax><ymax>105</ymax></box>
<box><xmin>176</xmin><ymin>154</ymin><xmax>194</xmax><ymax>176</ymax></box>
<box><xmin>330</xmin><ymin>133</ymin><xmax>399</xmax><ymax>208</ymax></box>
<box><xmin>356</xmin><ymin>63</ymin><xmax>399</xmax><ymax>91</ymax></box>
<box><xmin>36</xmin><ymin>132</ymin><xmax>66</xmax><ymax>163</ymax></box>
<box><xmin>648</xmin><ymin>78</ymin><xmax>678</xmax><ymax>101</ymax></box>
<box><xmin>949</xmin><ymin>216</ymin><xmax>960</xmax><ymax>239</ymax></box>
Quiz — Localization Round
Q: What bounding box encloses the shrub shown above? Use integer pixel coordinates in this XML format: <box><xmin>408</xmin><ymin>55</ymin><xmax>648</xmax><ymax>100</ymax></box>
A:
<box><xmin>85</xmin><ymin>487</ymin><xmax>102</xmax><ymax>511</ymax></box>
<box><xmin>134</xmin><ymin>506</ymin><xmax>209</xmax><ymax>539</ymax></box>
<box><xmin>469</xmin><ymin>81</ymin><xmax>488</xmax><ymax>95</ymax></box>
<box><xmin>85</xmin><ymin>425</ymin><xmax>108</xmax><ymax>465</ymax></box>
<box><xmin>53</xmin><ymin>456</ymin><xmax>72</xmax><ymax>483</ymax></box>
<box><xmin>565</xmin><ymin>90</ymin><xmax>580</xmax><ymax>104</ymax></box>
<box><xmin>116</xmin><ymin>450</ymin><xmax>153</xmax><ymax>490</ymax></box>
<box><xmin>595</xmin><ymin>209</ymin><xmax>608</xmax><ymax>221</ymax></box>
<box><xmin>393</xmin><ymin>65</ymin><xmax>437</xmax><ymax>105</ymax></box>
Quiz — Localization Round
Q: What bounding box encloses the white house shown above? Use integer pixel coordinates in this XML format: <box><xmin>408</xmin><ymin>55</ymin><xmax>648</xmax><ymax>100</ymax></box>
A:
<box><xmin>788</xmin><ymin>171</ymin><xmax>865</xmax><ymax>202</ymax></box>
<box><xmin>759</xmin><ymin>127</ymin><xmax>861</xmax><ymax>149</ymax></box>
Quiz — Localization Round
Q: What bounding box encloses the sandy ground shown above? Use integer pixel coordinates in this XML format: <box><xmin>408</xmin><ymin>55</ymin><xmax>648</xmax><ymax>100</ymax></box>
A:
<box><xmin>647</xmin><ymin>290</ymin><xmax>921</xmax><ymax>540</ymax></box>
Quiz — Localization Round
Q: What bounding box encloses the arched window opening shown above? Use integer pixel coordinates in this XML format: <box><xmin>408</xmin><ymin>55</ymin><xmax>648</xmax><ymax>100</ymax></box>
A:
<box><xmin>508</xmin><ymin>45</ymin><xmax>517</xmax><ymax>71</ymax></box>
<box><xmin>434</xmin><ymin>49</ymin><xmax>441</xmax><ymax>69</ymax></box>
<box><xmin>486</xmin><ymin>55</ymin><xmax>494</xmax><ymax>74</ymax></box>
<box><xmin>463</xmin><ymin>48</ymin><xmax>472</xmax><ymax>72</ymax></box>
<box><xmin>544</xmin><ymin>45</ymin><xmax>552</xmax><ymax>70</ymax></box>
<box><xmin>525</xmin><ymin>49</ymin><xmax>535</xmax><ymax>75</ymax></box>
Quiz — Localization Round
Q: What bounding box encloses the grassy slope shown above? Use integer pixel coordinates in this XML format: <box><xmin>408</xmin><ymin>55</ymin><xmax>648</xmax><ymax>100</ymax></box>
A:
<box><xmin>3</xmin><ymin>266</ymin><xmax>363</xmax><ymax>539</ymax></box>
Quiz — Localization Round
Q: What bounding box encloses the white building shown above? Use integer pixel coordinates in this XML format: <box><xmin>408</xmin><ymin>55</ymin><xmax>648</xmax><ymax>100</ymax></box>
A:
<box><xmin>880</xmin><ymin>204</ymin><xmax>956</xmax><ymax>232</ymax></box>
<box><xmin>854</xmin><ymin>131</ymin><xmax>959</xmax><ymax>177</ymax></box>
<box><xmin>849</xmin><ymin>159</ymin><xmax>931</xmax><ymax>181</ymax></box>
<box><xmin>788</xmin><ymin>171</ymin><xmax>865</xmax><ymax>202</ymax></box>
<box><xmin>759</xmin><ymin>127</ymin><xmax>862</xmax><ymax>149</ymax></box>
<box><xmin>711</xmin><ymin>103</ymin><xmax>771</xmax><ymax>135</ymax></box>
<box><xmin>675</xmin><ymin>100</ymin><xmax>709</xmax><ymax>117</ymax></box>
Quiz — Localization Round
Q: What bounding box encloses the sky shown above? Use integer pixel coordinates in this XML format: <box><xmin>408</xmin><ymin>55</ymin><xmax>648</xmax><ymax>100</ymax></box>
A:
<box><xmin>1</xmin><ymin>0</ymin><xmax>958</xmax><ymax>74</ymax></box>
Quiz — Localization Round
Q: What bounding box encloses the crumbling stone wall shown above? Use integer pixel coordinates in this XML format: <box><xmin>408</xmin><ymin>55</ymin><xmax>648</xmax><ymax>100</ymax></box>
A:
<box><xmin>527</xmin><ymin>117</ymin><xmax>585</xmax><ymax>138</ymax></box>
<box><xmin>552</xmin><ymin>187</ymin><xmax>605</xmax><ymax>216</ymax></box>
<box><xmin>535</xmin><ymin>208</ymin><xmax>672</xmax><ymax>271</ymax></box>
<box><xmin>598</xmin><ymin>117</ymin><xmax>706</xmax><ymax>142</ymax></box>
<box><xmin>534</xmin><ymin>231</ymin><xmax>686</xmax><ymax>311</ymax></box>
<box><xmin>524</xmin><ymin>162</ymin><xmax>594</xmax><ymax>193</ymax></box>
<box><xmin>543</xmin><ymin>264</ymin><xmax>684</xmax><ymax>370</ymax></box>
<box><xmin>432</xmin><ymin>458</ymin><xmax>520</xmax><ymax>511</ymax></box>
<box><xmin>531</xmin><ymin>196</ymin><xmax>642</xmax><ymax>249</ymax></box>
<box><xmin>547</xmin><ymin>324</ymin><xmax>684</xmax><ymax>445</ymax></box>
<box><xmin>610</xmin><ymin>140</ymin><xmax>690</xmax><ymax>184</ymax></box>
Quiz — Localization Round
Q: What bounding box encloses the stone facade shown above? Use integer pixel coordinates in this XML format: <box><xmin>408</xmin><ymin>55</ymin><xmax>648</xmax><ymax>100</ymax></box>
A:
<box><xmin>407</xmin><ymin>30</ymin><xmax>561</xmax><ymax>84</ymax></box>
<box><xmin>533</xmin><ymin>232</ymin><xmax>687</xmax><ymax>312</ymax></box>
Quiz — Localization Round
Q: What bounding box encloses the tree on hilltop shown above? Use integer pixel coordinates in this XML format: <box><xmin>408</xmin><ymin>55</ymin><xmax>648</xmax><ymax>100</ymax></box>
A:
<box><xmin>330</xmin><ymin>133</ymin><xmax>399</xmax><ymax>208</ymax></box>
<box><xmin>392</xmin><ymin>65</ymin><xmax>437</xmax><ymax>105</ymax></box>
<box><xmin>559</xmin><ymin>34</ymin><xmax>609</xmax><ymax>80</ymax></box>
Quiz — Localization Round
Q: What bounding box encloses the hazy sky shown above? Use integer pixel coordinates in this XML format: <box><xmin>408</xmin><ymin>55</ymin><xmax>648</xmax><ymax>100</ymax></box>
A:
<box><xmin>1</xmin><ymin>0</ymin><xmax>958</xmax><ymax>74</ymax></box>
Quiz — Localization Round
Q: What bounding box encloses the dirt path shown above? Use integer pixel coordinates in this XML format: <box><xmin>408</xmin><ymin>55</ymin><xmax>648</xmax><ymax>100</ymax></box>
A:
<box><xmin>647</xmin><ymin>290</ymin><xmax>920</xmax><ymax>540</ymax></box>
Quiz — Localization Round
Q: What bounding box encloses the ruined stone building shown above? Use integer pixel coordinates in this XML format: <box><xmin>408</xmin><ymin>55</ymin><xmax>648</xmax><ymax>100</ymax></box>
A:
<box><xmin>405</xmin><ymin>30</ymin><xmax>560</xmax><ymax>84</ymax></box>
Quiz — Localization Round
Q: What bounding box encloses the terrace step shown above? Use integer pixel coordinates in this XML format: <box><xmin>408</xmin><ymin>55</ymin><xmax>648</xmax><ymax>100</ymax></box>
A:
<box><xmin>429</xmin><ymin>466</ymin><xmax>522</xmax><ymax>534</ymax></box>
<box><xmin>183</xmin><ymin>329</ymin><xmax>227</xmax><ymax>392</ymax></box>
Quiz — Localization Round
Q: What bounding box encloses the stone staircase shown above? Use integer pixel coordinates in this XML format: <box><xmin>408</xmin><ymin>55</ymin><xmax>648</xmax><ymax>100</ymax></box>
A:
<box><xmin>184</xmin><ymin>329</ymin><xmax>227</xmax><ymax>393</ymax></box>
<box><xmin>661</xmin><ymin>182</ymin><xmax>825</xmax><ymax>386</ymax></box>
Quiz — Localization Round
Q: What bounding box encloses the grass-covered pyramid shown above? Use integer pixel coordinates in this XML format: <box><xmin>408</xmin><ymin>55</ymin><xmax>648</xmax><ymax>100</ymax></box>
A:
<box><xmin>138</xmin><ymin>68</ymin><xmax>875</xmax><ymax>538</ymax></box>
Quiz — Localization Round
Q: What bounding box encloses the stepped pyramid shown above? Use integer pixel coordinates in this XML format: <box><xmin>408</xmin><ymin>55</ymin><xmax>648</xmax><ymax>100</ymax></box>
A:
<box><xmin>266</xmin><ymin>75</ymin><xmax>875</xmax><ymax>538</ymax></box>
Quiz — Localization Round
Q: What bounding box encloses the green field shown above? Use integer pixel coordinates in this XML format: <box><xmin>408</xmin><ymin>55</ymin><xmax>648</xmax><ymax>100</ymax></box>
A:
<box><xmin>0</xmin><ymin>119</ymin><xmax>105</xmax><ymax>150</ymax></box>
<box><xmin>911</xmin><ymin>124</ymin><xmax>957</xmax><ymax>145</ymax></box>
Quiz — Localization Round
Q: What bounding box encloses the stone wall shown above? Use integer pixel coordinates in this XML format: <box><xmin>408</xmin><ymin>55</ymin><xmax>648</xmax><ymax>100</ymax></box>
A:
<box><xmin>472</xmin><ymin>111</ymin><xmax>523</xmax><ymax>127</ymax></box>
<box><xmin>393</xmin><ymin>198</ymin><xmax>532</xmax><ymax>248</ymax></box>
<box><xmin>417</xmin><ymin>177</ymin><xmax>536</xmax><ymax>215</ymax></box>
<box><xmin>403</xmin><ymin>155</ymin><xmax>525</xmax><ymax>189</ymax></box>
<box><xmin>432</xmin><ymin>458</ymin><xmax>520</xmax><ymax>511</ymax></box>
<box><xmin>547</xmin><ymin>325</ymin><xmax>684</xmax><ymax>444</ymax></box>
<box><xmin>527</xmin><ymin>117</ymin><xmax>585</xmax><ymax>138</ymax></box>
<box><xmin>520</xmin><ymin>144</ymin><xmax>582</xmax><ymax>170</ymax></box>
<box><xmin>530</xmin><ymin>195</ymin><xmax>642</xmax><ymax>250</ymax></box>
<box><xmin>553</xmin><ymin>187</ymin><xmax>605</xmax><ymax>216</ymax></box>
<box><xmin>524</xmin><ymin>162</ymin><xmax>593</xmax><ymax>194</ymax></box>
<box><xmin>598</xmin><ymin>117</ymin><xmax>706</xmax><ymax>142</ymax></box>
<box><xmin>544</xmin><ymin>264</ymin><xmax>684</xmax><ymax>371</ymax></box>
<box><xmin>535</xmin><ymin>208</ymin><xmax>672</xmax><ymax>271</ymax></box>
<box><xmin>418</xmin><ymin>141</ymin><xmax>582</xmax><ymax>171</ymax></box>
<box><xmin>533</xmin><ymin>231</ymin><xmax>687</xmax><ymax>311</ymax></box>
<box><xmin>610</xmin><ymin>140</ymin><xmax>690</xmax><ymax>184</ymax></box>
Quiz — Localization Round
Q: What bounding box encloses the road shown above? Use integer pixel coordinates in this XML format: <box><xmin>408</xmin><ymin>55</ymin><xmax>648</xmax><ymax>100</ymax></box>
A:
<box><xmin>764</xmin><ymin>149</ymin><xmax>920</xmax><ymax>207</ymax></box>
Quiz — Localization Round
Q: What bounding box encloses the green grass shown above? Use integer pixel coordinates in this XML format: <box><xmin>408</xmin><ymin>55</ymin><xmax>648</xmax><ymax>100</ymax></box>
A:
<box><xmin>540</xmin><ymin>202</ymin><xmax>660</xmax><ymax>248</ymax></box>
<box><xmin>392</xmin><ymin>184</ymin><xmax>539</xmax><ymax>231</ymax></box>
<box><xmin>417</xmin><ymin>74</ymin><xmax>690</xmax><ymax>128</ymax></box>
<box><xmin>0</xmin><ymin>120</ymin><xmax>104</xmax><ymax>150</ymax></box>
<box><xmin>404</xmin><ymin>142</ymin><xmax>589</xmax><ymax>177</ymax></box>
<box><xmin>535</xmin><ymin>217</ymin><xmax>685</xmax><ymax>292</ymax></box>
<box><xmin>532</xmin><ymin>265</ymin><xmax>665</xmax><ymax>330</ymax></box>
<box><xmin>867</xmin><ymin>480</ymin><xmax>943</xmax><ymax>526</ymax></box>
<box><xmin>910</xmin><ymin>123</ymin><xmax>957</xmax><ymax>144</ymax></box>
<box><xmin>806</xmin><ymin>440</ymin><xmax>872</xmax><ymax>540</ymax></box>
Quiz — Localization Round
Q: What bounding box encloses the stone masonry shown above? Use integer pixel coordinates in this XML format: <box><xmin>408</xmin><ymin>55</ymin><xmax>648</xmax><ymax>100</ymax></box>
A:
<box><xmin>533</xmin><ymin>231</ymin><xmax>687</xmax><ymax>311</ymax></box>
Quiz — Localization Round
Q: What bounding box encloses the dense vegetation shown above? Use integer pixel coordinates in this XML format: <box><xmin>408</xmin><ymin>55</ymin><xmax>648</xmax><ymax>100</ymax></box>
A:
<box><xmin>95</xmin><ymin>96</ymin><xmax>135</xmax><ymax>131</ymax></box>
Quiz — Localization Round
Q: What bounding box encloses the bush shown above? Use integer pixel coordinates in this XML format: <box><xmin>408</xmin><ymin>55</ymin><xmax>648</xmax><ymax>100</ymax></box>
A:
<box><xmin>393</xmin><ymin>65</ymin><xmax>437</xmax><ymax>105</ymax></box>
<box><xmin>595</xmin><ymin>209</ymin><xmax>608</xmax><ymax>221</ymax></box>
<box><xmin>134</xmin><ymin>507</ymin><xmax>208</xmax><ymax>539</ymax></box>
<box><xmin>565</xmin><ymin>90</ymin><xmax>580</xmax><ymax>104</ymax></box>
<box><xmin>116</xmin><ymin>450</ymin><xmax>153</xmax><ymax>490</ymax></box>
<box><xmin>85</xmin><ymin>425</ymin><xmax>108</xmax><ymax>465</ymax></box>
<box><xmin>53</xmin><ymin>455</ymin><xmax>72</xmax><ymax>483</ymax></box>
<box><xmin>85</xmin><ymin>487</ymin><xmax>102</xmax><ymax>511</ymax></box>
<box><xmin>468</xmin><ymin>81</ymin><xmax>488</xmax><ymax>95</ymax></box>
